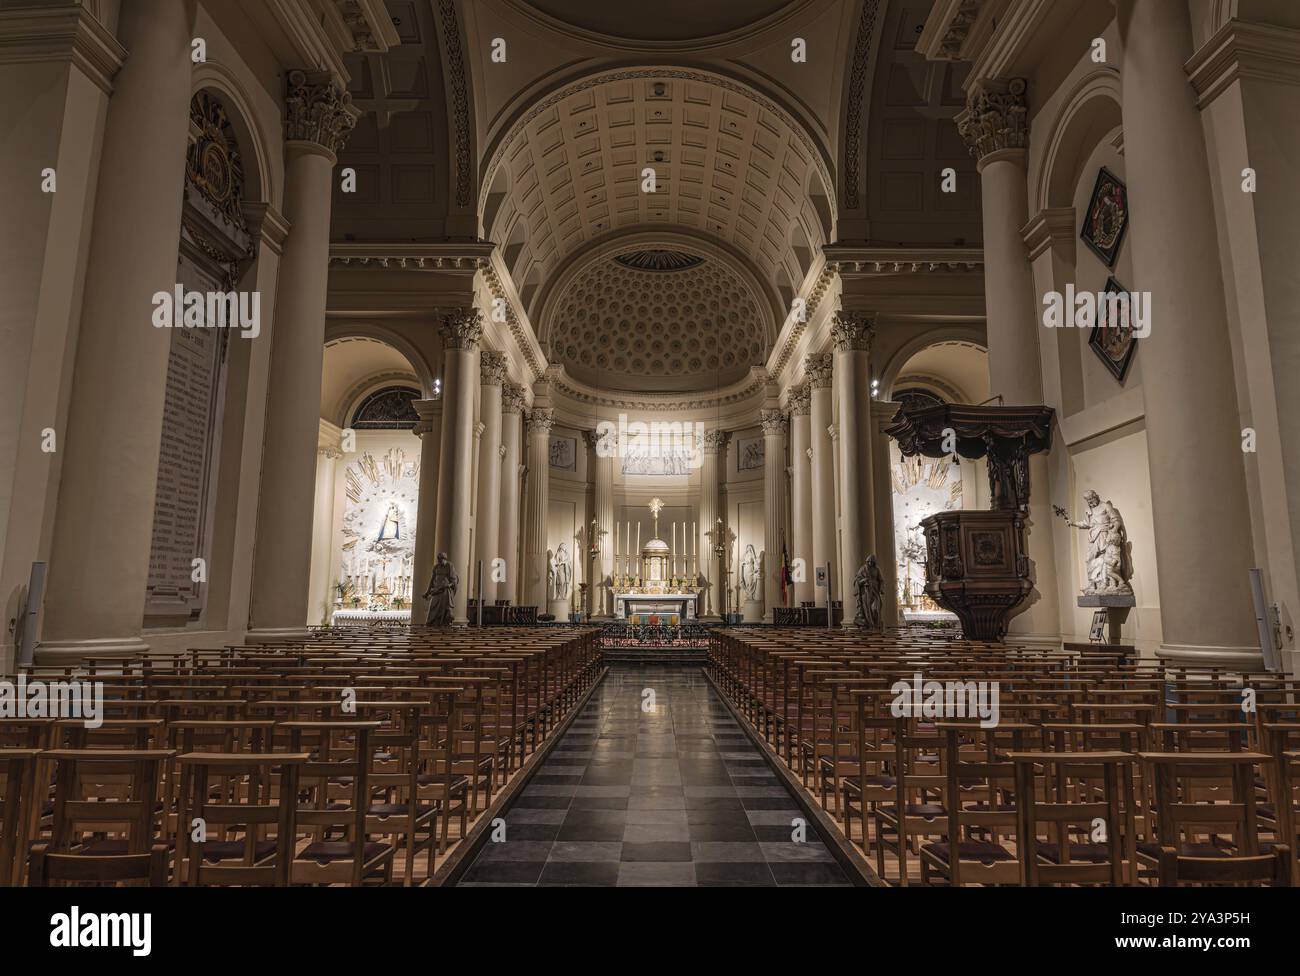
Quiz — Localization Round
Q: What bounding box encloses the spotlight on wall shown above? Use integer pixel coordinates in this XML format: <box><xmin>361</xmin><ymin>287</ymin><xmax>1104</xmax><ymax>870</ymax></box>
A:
<box><xmin>870</xmin><ymin>377</ymin><xmax>880</xmax><ymax>399</ymax></box>
<box><xmin>433</xmin><ymin>377</ymin><xmax>443</xmax><ymax>398</ymax></box>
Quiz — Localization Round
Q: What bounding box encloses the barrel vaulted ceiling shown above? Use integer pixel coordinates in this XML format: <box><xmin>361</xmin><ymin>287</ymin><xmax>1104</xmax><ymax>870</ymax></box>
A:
<box><xmin>328</xmin><ymin>0</ymin><xmax>984</xmax><ymax>392</ymax></box>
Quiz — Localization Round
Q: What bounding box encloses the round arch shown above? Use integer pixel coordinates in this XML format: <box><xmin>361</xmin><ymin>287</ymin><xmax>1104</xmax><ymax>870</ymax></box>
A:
<box><xmin>878</xmin><ymin>326</ymin><xmax>988</xmax><ymax>400</ymax></box>
<box><xmin>1033</xmin><ymin>68</ymin><xmax>1124</xmax><ymax>213</ymax></box>
<box><xmin>190</xmin><ymin>61</ymin><xmax>280</xmax><ymax>208</ymax></box>
<box><xmin>323</xmin><ymin>322</ymin><xmax>438</xmax><ymax>401</ymax></box>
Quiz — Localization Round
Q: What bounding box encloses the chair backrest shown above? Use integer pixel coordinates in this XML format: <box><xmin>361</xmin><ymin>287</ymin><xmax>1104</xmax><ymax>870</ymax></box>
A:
<box><xmin>174</xmin><ymin>752</ymin><xmax>308</xmax><ymax>886</ymax></box>
<box><xmin>29</xmin><ymin>749</ymin><xmax>175</xmax><ymax>887</ymax></box>
<box><xmin>1139</xmin><ymin>751</ymin><xmax>1289</xmax><ymax>887</ymax></box>
<box><xmin>1009</xmin><ymin>751</ymin><xmax>1133</xmax><ymax>886</ymax></box>
<box><xmin>0</xmin><ymin>749</ymin><xmax>41</xmax><ymax>886</ymax></box>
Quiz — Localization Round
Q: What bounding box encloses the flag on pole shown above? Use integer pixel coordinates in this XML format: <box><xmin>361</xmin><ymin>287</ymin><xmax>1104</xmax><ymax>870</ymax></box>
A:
<box><xmin>780</xmin><ymin>531</ymin><xmax>792</xmax><ymax>605</ymax></box>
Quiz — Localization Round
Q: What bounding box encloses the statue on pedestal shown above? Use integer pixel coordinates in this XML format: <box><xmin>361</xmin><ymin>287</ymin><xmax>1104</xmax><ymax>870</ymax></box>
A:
<box><xmin>739</xmin><ymin>545</ymin><xmax>761</xmax><ymax>603</ymax></box>
<box><xmin>1055</xmin><ymin>491</ymin><xmax>1133</xmax><ymax>595</ymax></box>
<box><xmin>423</xmin><ymin>551</ymin><xmax>458</xmax><ymax>626</ymax></box>
<box><xmin>554</xmin><ymin>543</ymin><xmax>572</xmax><ymax>600</ymax></box>
<box><xmin>854</xmin><ymin>555</ymin><xmax>884</xmax><ymax>631</ymax></box>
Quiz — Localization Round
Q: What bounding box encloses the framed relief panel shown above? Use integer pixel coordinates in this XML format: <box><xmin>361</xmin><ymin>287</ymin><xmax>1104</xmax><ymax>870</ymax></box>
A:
<box><xmin>1088</xmin><ymin>276</ymin><xmax>1139</xmax><ymax>382</ymax></box>
<box><xmin>1080</xmin><ymin>166</ymin><xmax>1129</xmax><ymax>267</ymax></box>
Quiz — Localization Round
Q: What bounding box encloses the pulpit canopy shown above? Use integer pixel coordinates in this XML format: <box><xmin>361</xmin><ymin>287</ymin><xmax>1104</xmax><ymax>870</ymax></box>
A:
<box><xmin>884</xmin><ymin>403</ymin><xmax>1055</xmax><ymax>513</ymax></box>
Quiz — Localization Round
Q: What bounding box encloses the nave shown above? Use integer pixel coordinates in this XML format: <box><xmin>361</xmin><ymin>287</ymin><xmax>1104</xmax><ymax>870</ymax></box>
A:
<box><xmin>457</xmin><ymin>666</ymin><xmax>852</xmax><ymax>886</ymax></box>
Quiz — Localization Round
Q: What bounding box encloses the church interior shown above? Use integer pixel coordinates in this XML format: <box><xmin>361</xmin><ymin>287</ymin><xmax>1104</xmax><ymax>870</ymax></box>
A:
<box><xmin>2</xmin><ymin>0</ymin><xmax>1300</xmax><ymax>903</ymax></box>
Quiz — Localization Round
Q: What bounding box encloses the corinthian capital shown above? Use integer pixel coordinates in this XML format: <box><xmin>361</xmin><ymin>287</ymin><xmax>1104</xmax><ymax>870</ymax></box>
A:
<box><xmin>788</xmin><ymin>382</ymin><xmax>811</xmax><ymax>417</ymax></box>
<box><xmin>284</xmin><ymin>70</ymin><xmax>361</xmax><ymax>156</ymax></box>
<box><xmin>526</xmin><ymin>408</ymin><xmax>554</xmax><ymax>436</ymax></box>
<box><xmin>760</xmin><ymin>409</ymin><xmax>788</xmax><ymax>436</ymax></box>
<box><xmin>439</xmin><ymin>307</ymin><xmax>483</xmax><ymax>350</ymax></box>
<box><xmin>804</xmin><ymin>353</ymin><xmax>834</xmax><ymax>389</ymax></box>
<box><xmin>831</xmin><ymin>311</ymin><xmax>875</xmax><ymax>353</ymax></box>
<box><xmin>501</xmin><ymin>382</ymin><xmax>526</xmax><ymax>414</ymax></box>
<box><xmin>480</xmin><ymin>350</ymin><xmax>508</xmax><ymax>386</ymax></box>
<box><xmin>701</xmin><ymin>429</ymin><xmax>731</xmax><ymax>455</ymax></box>
<box><xmin>956</xmin><ymin>77</ymin><xmax>1029</xmax><ymax>160</ymax></box>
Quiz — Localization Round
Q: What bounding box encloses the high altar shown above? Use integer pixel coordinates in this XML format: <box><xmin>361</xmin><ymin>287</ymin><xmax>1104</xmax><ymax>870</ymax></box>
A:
<box><xmin>612</xmin><ymin>498</ymin><xmax>700</xmax><ymax>623</ymax></box>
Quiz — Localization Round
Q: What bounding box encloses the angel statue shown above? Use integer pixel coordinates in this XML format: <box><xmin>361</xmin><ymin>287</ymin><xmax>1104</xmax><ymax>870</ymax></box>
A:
<box><xmin>1054</xmin><ymin>491</ymin><xmax>1133</xmax><ymax>595</ymax></box>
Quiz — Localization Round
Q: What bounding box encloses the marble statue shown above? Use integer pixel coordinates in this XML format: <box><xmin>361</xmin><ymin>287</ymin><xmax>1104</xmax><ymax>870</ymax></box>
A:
<box><xmin>423</xmin><ymin>551</ymin><xmax>458</xmax><ymax>626</ymax></box>
<box><xmin>854</xmin><ymin>555</ymin><xmax>884</xmax><ymax>630</ymax></box>
<box><xmin>1059</xmin><ymin>490</ymin><xmax>1133</xmax><ymax>595</ymax></box>
<box><xmin>377</xmin><ymin>500</ymin><xmax>402</xmax><ymax>541</ymax></box>
<box><xmin>739</xmin><ymin>544</ymin><xmax>761</xmax><ymax>602</ymax></box>
<box><xmin>554</xmin><ymin>543</ymin><xmax>572</xmax><ymax>600</ymax></box>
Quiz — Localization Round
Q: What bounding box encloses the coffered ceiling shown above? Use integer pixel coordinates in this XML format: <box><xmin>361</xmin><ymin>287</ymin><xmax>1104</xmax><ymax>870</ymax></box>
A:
<box><xmin>483</xmin><ymin>69</ymin><xmax>835</xmax><ymax>323</ymax></box>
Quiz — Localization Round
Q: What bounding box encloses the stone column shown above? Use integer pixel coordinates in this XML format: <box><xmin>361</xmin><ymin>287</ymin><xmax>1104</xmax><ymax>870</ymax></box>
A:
<box><xmin>411</xmin><ymin>398</ymin><xmax>442</xmax><ymax>624</ymax></box>
<box><xmin>498</xmin><ymin>383</ymin><xmax>525</xmax><ymax>604</ymax></box>
<box><xmin>306</xmin><ymin>441</ymin><xmax>342</xmax><ymax>625</ymax></box>
<box><xmin>588</xmin><ymin>428</ymin><xmax>616</xmax><ymax>617</ymax></box>
<box><xmin>39</xmin><ymin>0</ymin><xmax>196</xmax><ymax>661</ymax></box>
<box><xmin>871</xmin><ymin>399</ymin><xmax>900</xmax><ymax>628</ymax></box>
<box><xmin>833</xmin><ymin>312</ymin><xmax>876</xmax><ymax>613</ymax></box>
<box><xmin>698</xmin><ymin>430</ymin><xmax>729</xmax><ymax>617</ymax></box>
<box><xmin>806</xmin><ymin>354</ymin><xmax>836</xmax><ymax>603</ymax></box>
<box><xmin>523</xmin><ymin>408</ymin><xmax>554</xmax><ymax>610</ymax></box>
<box><xmin>432</xmin><ymin>309</ymin><xmax>482</xmax><ymax>626</ymax></box>
<box><xmin>474</xmin><ymin>352</ymin><xmax>507</xmax><ymax>605</ymax></box>
<box><xmin>958</xmin><ymin>76</ymin><xmax>1060</xmax><ymax>643</ymax></box>
<box><xmin>761</xmin><ymin>409</ymin><xmax>789</xmax><ymax>621</ymax></box>
<box><xmin>1116</xmin><ymin>0</ymin><xmax>1257</xmax><ymax>661</ymax></box>
<box><xmin>788</xmin><ymin>384</ymin><xmax>814</xmax><ymax>606</ymax></box>
<box><xmin>246</xmin><ymin>70</ymin><xmax>358</xmax><ymax>641</ymax></box>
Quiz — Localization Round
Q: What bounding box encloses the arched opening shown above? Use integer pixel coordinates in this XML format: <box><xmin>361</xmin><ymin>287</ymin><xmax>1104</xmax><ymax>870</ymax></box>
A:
<box><xmin>885</xmin><ymin>340</ymin><xmax>991</xmax><ymax>623</ymax></box>
<box><xmin>312</xmin><ymin>336</ymin><xmax>427</xmax><ymax>625</ymax></box>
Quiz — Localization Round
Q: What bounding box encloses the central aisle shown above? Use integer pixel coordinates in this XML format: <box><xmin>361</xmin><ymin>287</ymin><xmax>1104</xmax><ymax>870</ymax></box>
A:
<box><xmin>458</xmin><ymin>666</ymin><xmax>852</xmax><ymax>886</ymax></box>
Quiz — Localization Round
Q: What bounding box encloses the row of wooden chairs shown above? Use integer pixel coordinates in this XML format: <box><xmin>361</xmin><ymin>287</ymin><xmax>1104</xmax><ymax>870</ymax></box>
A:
<box><xmin>707</xmin><ymin>627</ymin><xmax>1299</xmax><ymax>886</ymax></box>
<box><xmin>0</xmin><ymin>625</ymin><xmax>601</xmax><ymax>886</ymax></box>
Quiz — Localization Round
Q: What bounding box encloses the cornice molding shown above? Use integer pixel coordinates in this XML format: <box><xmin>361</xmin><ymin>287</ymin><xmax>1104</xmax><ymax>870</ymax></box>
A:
<box><xmin>915</xmin><ymin>0</ymin><xmax>993</xmax><ymax>62</ymax></box>
<box><xmin>1187</xmin><ymin>19</ymin><xmax>1300</xmax><ymax>109</ymax></box>
<box><xmin>0</xmin><ymin>5</ymin><xmax>126</xmax><ymax>95</ymax></box>
<box><xmin>545</xmin><ymin>364</ymin><xmax>768</xmax><ymax>414</ymax></box>
<box><xmin>1021</xmin><ymin>207</ymin><xmax>1075</xmax><ymax>263</ymax></box>
<box><xmin>242</xmin><ymin>202</ymin><xmax>291</xmax><ymax>255</ymax></box>
<box><xmin>823</xmin><ymin>245</ymin><xmax>985</xmax><ymax>276</ymax></box>
<box><xmin>329</xmin><ymin>242</ymin><xmax>495</xmax><ymax>271</ymax></box>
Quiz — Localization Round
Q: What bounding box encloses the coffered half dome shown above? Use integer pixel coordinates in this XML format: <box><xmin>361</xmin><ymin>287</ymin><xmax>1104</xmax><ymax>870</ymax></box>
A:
<box><xmin>540</xmin><ymin>236</ymin><xmax>774</xmax><ymax>393</ymax></box>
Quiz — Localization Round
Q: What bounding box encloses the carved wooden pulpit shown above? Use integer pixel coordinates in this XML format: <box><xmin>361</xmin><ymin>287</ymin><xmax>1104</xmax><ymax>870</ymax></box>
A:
<box><xmin>885</xmin><ymin>403</ymin><xmax>1055</xmax><ymax>641</ymax></box>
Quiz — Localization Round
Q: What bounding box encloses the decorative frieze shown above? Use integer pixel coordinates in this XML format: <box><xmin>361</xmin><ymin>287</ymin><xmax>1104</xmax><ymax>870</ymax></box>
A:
<box><xmin>956</xmin><ymin>78</ymin><xmax>1029</xmax><ymax>160</ymax></box>
<box><xmin>284</xmin><ymin>69</ymin><xmax>359</xmax><ymax>156</ymax></box>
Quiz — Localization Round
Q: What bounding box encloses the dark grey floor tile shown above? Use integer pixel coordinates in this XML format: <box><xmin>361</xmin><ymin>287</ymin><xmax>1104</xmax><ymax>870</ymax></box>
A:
<box><xmin>694</xmin><ymin>861</ymin><xmax>776</xmax><ymax>886</ymax></box>
<box><xmin>620</xmin><ymin>841</ymin><xmax>693</xmax><ymax>862</ymax></box>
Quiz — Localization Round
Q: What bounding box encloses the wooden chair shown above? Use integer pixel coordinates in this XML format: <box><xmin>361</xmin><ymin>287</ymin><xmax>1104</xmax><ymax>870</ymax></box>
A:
<box><xmin>1011</xmin><ymin>751</ymin><xmax>1133</xmax><ymax>886</ymax></box>
<box><xmin>0</xmin><ymin>749</ymin><xmax>40</xmax><ymax>885</ymax></box>
<box><xmin>174</xmin><ymin>752</ymin><xmax>307</xmax><ymax>886</ymax></box>
<box><xmin>283</xmin><ymin>721</ymin><xmax>396</xmax><ymax>885</ymax></box>
<box><xmin>1138</xmin><ymin>752</ymin><xmax>1289</xmax><ymax>886</ymax></box>
<box><xmin>29</xmin><ymin>749</ymin><xmax>175</xmax><ymax>887</ymax></box>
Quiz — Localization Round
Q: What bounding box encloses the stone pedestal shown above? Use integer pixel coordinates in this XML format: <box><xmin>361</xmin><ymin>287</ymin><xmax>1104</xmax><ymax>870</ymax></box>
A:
<box><xmin>548</xmin><ymin>598</ymin><xmax>571</xmax><ymax>621</ymax></box>
<box><xmin>1078</xmin><ymin>592</ymin><xmax>1135</xmax><ymax>646</ymax></box>
<box><xmin>743</xmin><ymin>598</ymin><xmax>764</xmax><ymax>624</ymax></box>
